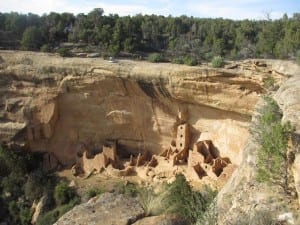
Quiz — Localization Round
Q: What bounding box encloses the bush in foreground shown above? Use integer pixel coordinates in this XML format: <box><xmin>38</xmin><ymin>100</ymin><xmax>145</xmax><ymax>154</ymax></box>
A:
<box><xmin>165</xmin><ymin>174</ymin><xmax>216</xmax><ymax>224</ymax></box>
<box><xmin>115</xmin><ymin>182</ymin><xmax>139</xmax><ymax>197</ymax></box>
<box><xmin>86</xmin><ymin>188</ymin><xmax>105</xmax><ymax>199</ymax></box>
<box><xmin>137</xmin><ymin>174</ymin><xmax>217</xmax><ymax>224</ymax></box>
<box><xmin>54</xmin><ymin>183</ymin><xmax>75</xmax><ymax>206</ymax></box>
<box><xmin>36</xmin><ymin>210</ymin><xmax>59</xmax><ymax>225</ymax></box>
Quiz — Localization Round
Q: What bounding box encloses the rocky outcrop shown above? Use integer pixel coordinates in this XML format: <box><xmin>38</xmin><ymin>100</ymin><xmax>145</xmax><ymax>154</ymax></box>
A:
<box><xmin>217</xmin><ymin>61</ymin><xmax>300</xmax><ymax>224</ymax></box>
<box><xmin>132</xmin><ymin>214</ymin><xmax>186</xmax><ymax>225</ymax></box>
<box><xmin>54</xmin><ymin>192</ymin><xmax>186</xmax><ymax>225</ymax></box>
<box><xmin>54</xmin><ymin>192</ymin><xmax>145</xmax><ymax>225</ymax></box>
<box><xmin>274</xmin><ymin>68</ymin><xmax>300</xmax><ymax>209</ymax></box>
<box><xmin>274</xmin><ymin>72</ymin><xmax>300</xmax><ymax>134</ymax></box>
<box><xmin>293</xmin><ymin>154</ymin><xmax>300</xmax><ymax>206</ymax></box>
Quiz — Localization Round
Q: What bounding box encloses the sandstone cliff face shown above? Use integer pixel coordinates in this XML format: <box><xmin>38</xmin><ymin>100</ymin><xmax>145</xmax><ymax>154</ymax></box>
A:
<box><xmin>0</xmin><ymin>51</ymin><xmax>268</xmax><ymax>169</ymax></box>
<box><xmin>275</xmin><ymin>70</ymin><xmax>300</xmax><ymax>209</ymax></box>
<box><xmin>2</xmin><ymin>51</ymin><xmax>299</xmax><ymax>223</ymax></box>
<box><xmin>217</xmin><ymin>61</ymin><xmax>300</xmax><ymax>224</ymax></box>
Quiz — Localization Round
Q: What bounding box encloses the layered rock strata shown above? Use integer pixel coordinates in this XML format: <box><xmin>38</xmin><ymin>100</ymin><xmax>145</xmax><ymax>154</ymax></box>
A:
<box><xmin>1</xmin><ymin>51</ymin><xmax>287</xmax><ymax>184</ymax></box>
<box><xmin>217</xmin><ymin>61</ymin><xmax>300</xmax><ymax>224</ymax></box>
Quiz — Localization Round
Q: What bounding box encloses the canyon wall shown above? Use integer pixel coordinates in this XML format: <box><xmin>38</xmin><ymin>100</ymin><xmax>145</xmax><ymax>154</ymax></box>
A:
<box><xmin>0</xmin><ymin>51</ymin><xmax>271</xmax><ymax>168</ymax></box>
<box><xmin>217</xmin><ymin>61</ymin><xmax>300</xmax><ymax>224</ymax></box>
<box><xmin>3</xmin><ymin>51</ymin><xmax>300</xmax><ymax>222</ymax></box>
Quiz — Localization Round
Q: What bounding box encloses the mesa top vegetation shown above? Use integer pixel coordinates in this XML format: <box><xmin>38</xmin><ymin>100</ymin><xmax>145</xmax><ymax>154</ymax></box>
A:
<box><xmin>0</xmin><ymin>9</ymin><xmax>299</xmax><ymax>61</ymax></box>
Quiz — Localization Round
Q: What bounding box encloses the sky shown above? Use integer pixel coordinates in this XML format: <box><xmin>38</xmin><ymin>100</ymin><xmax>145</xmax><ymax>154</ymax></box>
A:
<box><xmin>0</xmin><ymin>0</ymin><xmax>299</xmax><ymax>20</ymax></box>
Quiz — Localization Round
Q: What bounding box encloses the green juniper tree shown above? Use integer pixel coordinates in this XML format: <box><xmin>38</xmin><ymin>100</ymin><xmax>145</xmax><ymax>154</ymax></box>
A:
<box><xmin>254</xmin><ymin>96</ymin><xmax>293</xmax><ymax>191</ymax></box>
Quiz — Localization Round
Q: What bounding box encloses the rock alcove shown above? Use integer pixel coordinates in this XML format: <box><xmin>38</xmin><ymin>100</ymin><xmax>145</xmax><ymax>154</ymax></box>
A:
<box><xmin>1</xmin><ymin>51</ymin><xmax>281</xmax><ymax>186</ymax></box>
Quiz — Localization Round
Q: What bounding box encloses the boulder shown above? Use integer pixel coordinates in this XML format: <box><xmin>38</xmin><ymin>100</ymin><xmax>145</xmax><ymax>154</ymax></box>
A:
<box><xmin>293</xmin><ymin>154</ymin><xmax>300</xmax><ymax>206</ymax></box>
<box><xmin>53</xmin><ymin>192</ymin><xmax>145</xmax><ymax>225</ymax></box>
<box><xmin>133</xmin><ymin>214</ymin><xmax>187</xmax><ymax>225</ymax></box>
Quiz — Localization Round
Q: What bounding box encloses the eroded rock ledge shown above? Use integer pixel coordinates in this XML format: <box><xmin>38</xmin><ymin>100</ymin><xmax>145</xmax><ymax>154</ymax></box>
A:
<box><xmin>217</xmin><ymin>61</ymin><xmax>300</xmax><ymax>224</ymax></box>
<box><xmin>0</xmin><ymin>51</ymin><xmax>289</xmax><ymax>185</ymax></box>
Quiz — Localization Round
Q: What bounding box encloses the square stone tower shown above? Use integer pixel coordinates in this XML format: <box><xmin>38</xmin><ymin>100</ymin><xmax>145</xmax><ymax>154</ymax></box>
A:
<box><xmin>176</xmin><ymin>123</ymin><xmax>189</xmax><ymax>151</ymax></box>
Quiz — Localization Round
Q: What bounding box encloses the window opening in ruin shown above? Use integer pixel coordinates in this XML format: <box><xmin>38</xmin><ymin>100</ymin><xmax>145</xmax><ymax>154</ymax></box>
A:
<box><xmin>171</xmin><ymin>140</ymin><xmax>176</xmax><ymax>146</ymax></box>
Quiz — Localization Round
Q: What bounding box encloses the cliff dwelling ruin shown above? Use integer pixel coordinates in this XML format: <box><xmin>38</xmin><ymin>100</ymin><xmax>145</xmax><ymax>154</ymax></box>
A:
<box><xmin>70</xmin><ymin>110</ymin><xmax>235</xmax><ymax>186</ymax></box>
<box><xmin>1</xmin><ymin>51</ymin><xmax>280</xmax><ymax>188</ymax></box>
